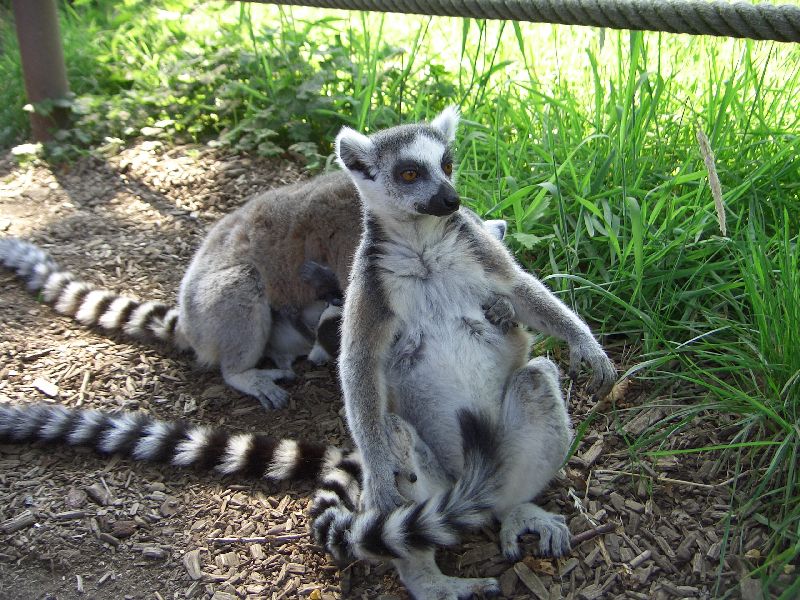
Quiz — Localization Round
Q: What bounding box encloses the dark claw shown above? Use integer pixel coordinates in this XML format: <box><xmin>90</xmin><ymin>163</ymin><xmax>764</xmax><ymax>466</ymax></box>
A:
<box><xmin>503</xmin><ymin>547</ymin><xmax>522</xmax><ymax>562</ymax></box>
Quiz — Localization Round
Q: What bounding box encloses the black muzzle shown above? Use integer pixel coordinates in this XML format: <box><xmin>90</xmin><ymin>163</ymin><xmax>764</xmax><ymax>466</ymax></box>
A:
<box><xmin>417</xmin><ymin>184</ymin><xmax>460</xmax><ymax>216</ymax></box>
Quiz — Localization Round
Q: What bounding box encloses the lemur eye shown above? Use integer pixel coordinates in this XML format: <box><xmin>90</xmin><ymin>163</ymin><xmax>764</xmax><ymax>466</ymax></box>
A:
<box><xmin>443</xmin><ymin>162</ymin><xmax>453</xmax><ymax>176</ymax></box>
<box><xmin>401</xmin><ymin>170</ymin><xmax>418</xmax><ymax>182</ymax></box>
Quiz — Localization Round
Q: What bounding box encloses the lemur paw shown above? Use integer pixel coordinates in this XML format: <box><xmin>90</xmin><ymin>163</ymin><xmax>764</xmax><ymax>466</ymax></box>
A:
<box><xmin>404</xmin><ymin>576</ymin><xmax>500</xmax><ymax>600</ymax></box>
<box><xmin>482</xmin><ymin>295</ymin><xmax>516</xmax><ymax>334</ymax></box>
<box><xmin>222</xmin><ymin>369</ymin><xmax>293</xmax><ymax>410</ymax></box>
<box><xmin>307</xmin><ymin>343</ymin><xmax>331</xmax><ymax>365</ymax></box>
<box><xmin>363</xmin><ymin>474</ymin><xmax>406</xmax><ymax>514</ymax></box>
<box><xmin>569</xmin><ymin>343</ymin><xmax>616</xmax><ymax>399</ymax></box>
<box><xmin>500</xmin><ymin>504</ymin><xmax>571</xmax><ymax>560</ymax></box>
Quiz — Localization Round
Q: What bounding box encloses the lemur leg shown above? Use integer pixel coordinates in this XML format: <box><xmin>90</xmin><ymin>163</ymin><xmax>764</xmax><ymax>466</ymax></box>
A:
<box><xmin>394</xmin><ymin>548</ymin><xmax>500</xmax><ymax>600</ymax></box>
<box><xmin>184</xmin><ymin>264</ymin><xmax>294</xmax><ymax>409</ymax></box>
<box><xmin>494</xmin><ymin>356</ymin><xmax>573</xmax><ymax>560</ymax></box>
<box><xmin>220</xmin><ymin>307</ymin><xmax>295</xmax><ymax>409</ymax></box>
<box><xmin>309</xmin><ymin>304</ymin><xmax>342</xmax><ymax>363</ymax></box>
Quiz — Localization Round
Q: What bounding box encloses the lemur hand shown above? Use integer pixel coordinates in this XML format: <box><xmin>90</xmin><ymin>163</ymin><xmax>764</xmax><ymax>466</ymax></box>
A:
<box><xmin>483</xmin><ymin>295</ymin><xmax>517</xmax><ymax>334</ymax></box>
<box><xmin>569</xmin><ymin>341</ymin><xmax>616</xmax><ymax>399</ymax></box>
<box><xmin>362</xmin><ymin>467</ymin><xmax>406</xmax><ymax>514</ymax></box>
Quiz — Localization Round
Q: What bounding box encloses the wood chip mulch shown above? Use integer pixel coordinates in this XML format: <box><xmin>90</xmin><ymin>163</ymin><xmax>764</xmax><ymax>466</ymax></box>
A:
<box><xmin>0</xmin><ymin>143</ymin><xmax>774</xmax><ymax>600</ymax></box>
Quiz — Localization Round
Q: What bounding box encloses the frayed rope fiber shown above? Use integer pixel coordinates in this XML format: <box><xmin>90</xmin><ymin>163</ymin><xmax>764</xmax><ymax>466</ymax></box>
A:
<box><xmin>251</xmin><ymin>0</ymin><xmax>800</xmax><ymax>43</ymax></box>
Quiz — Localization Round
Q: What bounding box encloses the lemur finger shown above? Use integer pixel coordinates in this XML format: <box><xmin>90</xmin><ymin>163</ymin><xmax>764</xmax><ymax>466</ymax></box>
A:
<box><xmin>483</xmin><ymin>295</ymin><xmax>516</xmax><ymax>333</ymax></box>
<box><xmin>568</xmin><ymin>349</ymin><xmax>582</xmax><ymax>381</ymax></box>
<box><xmin>500</xmin><ymin>531</ymin><xmax>522</xmax><ymax>561</ymax></box>
<box><xmin>460</xmin><ymin>579</ymin><xmax>501</xmax><ymax>600</ymax></box>
<box><xmin>364</xmin><ymin>472</ymin><xmax>406</xmax><ymax>514</ymax></box>
<box><xmin>588</xmin><ymin>355</ymin><xmax>616</xmax><ymax>399</ymax></box>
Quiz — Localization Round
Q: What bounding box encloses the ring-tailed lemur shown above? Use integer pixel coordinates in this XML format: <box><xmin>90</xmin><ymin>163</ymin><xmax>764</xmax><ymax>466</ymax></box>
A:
<box><xmin>1</xmin><ymin>184</ymin><xmax>507</xmax><ymax>411</ymax></box>
<box><xmin>313</xmin><ymin>106</ymin><xmax>617</xmax><ymax>599</ymax></box>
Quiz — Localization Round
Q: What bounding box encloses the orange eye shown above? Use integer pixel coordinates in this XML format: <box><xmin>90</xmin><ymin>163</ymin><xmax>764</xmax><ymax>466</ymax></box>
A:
<box><xmin>401</xmin><ymin>170</ymin><xmax>418</xmax><ymax>182</ymax></box>
<box><xmin>443</xmin><ymin>162</ymin><xmax>453</xmax><ymax>176</ymax></box>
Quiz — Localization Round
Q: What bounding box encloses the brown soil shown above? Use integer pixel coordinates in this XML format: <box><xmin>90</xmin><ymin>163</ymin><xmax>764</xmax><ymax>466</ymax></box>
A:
<box><xmin>0</xmin><ymin>143</ymin><xmax>766</xmax><ymax>600</ymax></box>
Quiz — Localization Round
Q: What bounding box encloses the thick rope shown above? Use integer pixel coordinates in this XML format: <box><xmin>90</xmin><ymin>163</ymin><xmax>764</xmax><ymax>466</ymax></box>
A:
<box><xmin>248</xmin><ymin>0</ymin><xmax>800</xmax><ymax>43</ymax></box>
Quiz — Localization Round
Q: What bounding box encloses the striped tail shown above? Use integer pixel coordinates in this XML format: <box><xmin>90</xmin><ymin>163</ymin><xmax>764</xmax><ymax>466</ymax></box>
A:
<box><xmin>0</xmin><ymin>237</ymin><xmax>185</xmax><ymax>347</ymax></box>
<box><xmin>310</xmin><ymin>410</ymin><xmax>502</xmax><ymax>562</ymax></box>
<box><xmin>0</xmin><ymin>403</ymin><xmax>341</xmax><ymax>481</ymax></box>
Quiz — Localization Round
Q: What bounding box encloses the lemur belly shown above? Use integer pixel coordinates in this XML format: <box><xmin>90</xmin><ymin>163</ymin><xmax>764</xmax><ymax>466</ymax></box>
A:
<box><xmin>385</xmin><ymin>274</ymin><xmax>531</xmax><ymax>476</ymax></box>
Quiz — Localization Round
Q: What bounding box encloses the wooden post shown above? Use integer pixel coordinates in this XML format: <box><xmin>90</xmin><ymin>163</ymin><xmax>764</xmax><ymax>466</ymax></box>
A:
<box><xmin>12</xmin><ymin>0</ymin><xmax>71</xmax><ymax>141</ymax></box>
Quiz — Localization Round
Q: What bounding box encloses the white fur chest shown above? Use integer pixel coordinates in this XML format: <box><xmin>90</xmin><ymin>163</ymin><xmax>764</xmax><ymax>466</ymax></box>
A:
<box><xmin>377</xmin><ymin>222</ymin><xmax>489</xmax><ymax>323</ymax></box>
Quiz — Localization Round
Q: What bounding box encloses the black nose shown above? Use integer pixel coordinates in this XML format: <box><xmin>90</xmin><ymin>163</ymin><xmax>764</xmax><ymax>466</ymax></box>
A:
<box><xmin>420</xmin><ymin>184</ymin><xmax>460</xmax><ymax>216</ymax></box>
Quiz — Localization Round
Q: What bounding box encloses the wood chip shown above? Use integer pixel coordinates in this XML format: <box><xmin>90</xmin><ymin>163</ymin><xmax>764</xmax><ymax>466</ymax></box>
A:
<box><xmin>623</xmin><ymin>407</ymin><xmax>666</xmax><ymax>436</ymax></box>
<box><xmin>559</xmin><ymin>557</ymin><xmax>580</xmax><ymax>577</ymax></box>
<box><xmin>272</xmin><ymin>533</ymin><xmax>304</xmax><ymax>545</ymax></box>
<box><xmin>629</xmin><ymin>549</ymin><xmax>652</xmax><ymax>569</ymax></box>
<box><xmin>499</xmin><ymin>567</ymin><xmax>517</xmax><ymax>597</ymax></box>
<box><xmin>215</xmin><ymin>551</ymin><xmax>240</xmax><ymax>569</ymax></box>
<box><xmin>609</xmin><ymin>492</ymin><xmax>626</xmax><ymax>512</ymax></box>
<box><xmin>459</xmin><ymin>542</ymin><xmax>498</xmax><ymax>567</ymax></box>
<box><xmin>577</xmin><ymin>438</ymin><xmax>604</xmax><ymax>467</ymax></box>
<box><xmin>513</xmin><ymin>562</ymin><xmax>548</xmax><ymax>600</ymax></box>
<box><xmin>66</xmin><ymin>487</ymin><xmax>88</xmax><ymax>509</ymax></box>
<box><xmin>52</xmin><ymin>510</ymin><xmax>88</xmax><ymax>521</ymax></box>
<box><xmin>32</xmin><ymin>377</ymin><xmax>59</xmax><ymax>397</ymax></box>
<box><xmin>111</xmin><ymin>520</ymin><xmax>136</xmax><ymax>538</ymax></box>
<box><xmin>248</xmin><ymin>543</ymin><xmax>265</xmax><ymax>560</ymax></box>
<box><xmin>183</xmin><ymin>549</ymin><xmax>204</xmax><ymax>580</ymax></box>
<box><xmin>740</xmin><ymin>577</ymin><xmax>763</xmax><ymax>600</ymax></box>
<box><xmin>142</xmin><ymin>546</ymin><xmax>168</xmax><ymax>560</ymax></box>
<box><xmin>1</xmin><ymin>510</ymin><xmax>36</xmax><ymax>533</ymax></box>
<box><xmin>85</xmin><ymin>482</ymin><xmax>112</xmax><ymax>506</ymax></box>
<box><xmin>97</xmin><ymin>532</ymin><xmax>121</xmax><ymax>547</ymax></box>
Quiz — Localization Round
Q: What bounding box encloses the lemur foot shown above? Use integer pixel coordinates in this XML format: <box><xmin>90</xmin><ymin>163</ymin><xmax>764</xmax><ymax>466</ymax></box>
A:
<box><xmin>500</xmin><ymin>503</ymin><xmax>571</xmax><ymax>560</ymax></box>
<box><xmin>307</xmin><ymin>342</ymin><xmax>331</xmax><ymax>365</ymax></box>
<box><xmin>223</xmin><ymin>368</ymin><xmax>294</xmax><ymax>410</ymax></box>
<box><xmin>482</xmin><ymin>295</ymin><xmax>516</xmax><ymax>334</ymax></box>
<box><xmin>404</xmin><ymin>575</ymin><xmax>500</xmax><ymax>600</ymax></box>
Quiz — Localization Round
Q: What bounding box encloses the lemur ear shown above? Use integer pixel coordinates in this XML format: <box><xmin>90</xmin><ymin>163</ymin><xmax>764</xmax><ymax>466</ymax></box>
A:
<box><xmin>430</xmin><ymin>106</ymin><xmax>460</xmax><ymax>142</ymax></box>
<box><xmin>484</xmin><ymin>219</ymin><xmax>508</xmax><ymax>241</ymax></box>
<box><xmin>335</xmin><ymin>127</ymin><xmax>376</xmax><ymax>180</ymax></box>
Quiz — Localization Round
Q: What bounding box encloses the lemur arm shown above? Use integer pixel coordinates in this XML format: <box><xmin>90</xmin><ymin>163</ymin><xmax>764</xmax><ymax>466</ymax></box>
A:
<box><xmin>509</xmin><ymin>268</ymin><xmax>616</xmax><ymax>398</ymax></box>
<box><xmin>339</xmin><ymin>268</ymin><xmax>406</xmax><ymax>513</ymax></box>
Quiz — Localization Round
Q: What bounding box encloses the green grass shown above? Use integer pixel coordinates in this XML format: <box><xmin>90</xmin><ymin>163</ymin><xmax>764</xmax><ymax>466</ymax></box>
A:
<box><xmin>1</xmin><ymin>0</ymin><xmax>798</xmax><ymax>592</ymax></box>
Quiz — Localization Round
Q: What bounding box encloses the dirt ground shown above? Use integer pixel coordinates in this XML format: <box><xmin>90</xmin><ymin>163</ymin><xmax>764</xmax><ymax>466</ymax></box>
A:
<box><xmin>0</xmin><ymin>143</ymin><xmax>770</xmax><ymax>600</ymax></box>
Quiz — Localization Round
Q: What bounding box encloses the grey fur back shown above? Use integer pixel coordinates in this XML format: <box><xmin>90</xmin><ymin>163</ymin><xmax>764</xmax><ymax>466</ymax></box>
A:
<box><xmin>181</xmin><ymin>171</ymin><xmax>360</xmax><ymax>313</ymax></box>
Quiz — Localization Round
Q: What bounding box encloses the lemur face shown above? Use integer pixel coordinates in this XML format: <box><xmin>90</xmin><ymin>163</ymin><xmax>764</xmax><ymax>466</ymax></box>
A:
<box><xmin>336</xmin><ymin>107</ymin><xmax>461</xmax><ymax>218</ymax></box>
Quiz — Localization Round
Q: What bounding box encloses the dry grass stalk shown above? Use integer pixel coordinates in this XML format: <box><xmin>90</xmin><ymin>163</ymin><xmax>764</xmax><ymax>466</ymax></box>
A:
<box><xmin>696</xmin><ymin>128</ymin><xmax>727</xmax><ymax>237</ymax></box>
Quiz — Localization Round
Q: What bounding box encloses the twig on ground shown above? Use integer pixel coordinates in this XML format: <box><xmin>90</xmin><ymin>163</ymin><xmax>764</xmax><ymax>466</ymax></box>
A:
<box><xmin>570</xmin><ymin>522</ymin><xmax>617</xmax><ymax>546</ymax></box>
